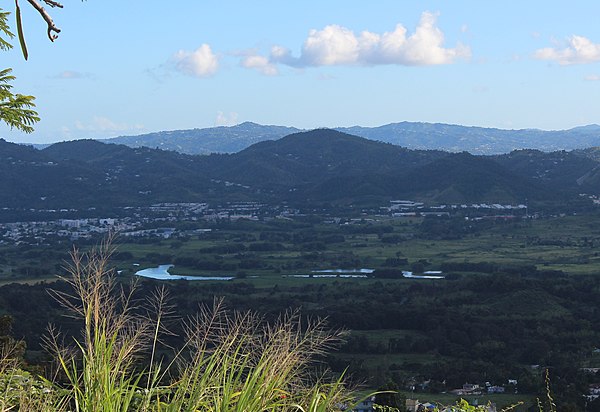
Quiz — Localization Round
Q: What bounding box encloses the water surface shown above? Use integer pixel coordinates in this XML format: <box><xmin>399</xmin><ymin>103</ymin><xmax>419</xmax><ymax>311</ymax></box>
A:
<box><xmin>135</xmin><ymin>264</ymin><xmax>234</xmax><ymax>281</ymax></box>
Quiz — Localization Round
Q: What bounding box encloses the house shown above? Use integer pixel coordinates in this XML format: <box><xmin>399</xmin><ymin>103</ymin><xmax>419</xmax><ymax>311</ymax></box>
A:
<box><xmin>449</xmin><ymin>383</ymin><xmax>482</xmax><ymax>396</ymax></box>
<box><xmin>463</xmin><ymin>383</ymin><xmax>480</xmax><ymax>392</ymax></box>
<box><xmin>406</xmin><ymin>399</ymin><xmax>437</xmax><ymax>412</ymax></box>
<box><xmin>588</xmin><ymin>383</ymin><xmax>600</xmax><ymax>401</ymax></box>
<box><xmin>487</xmin><ymin>385</ymin><xmax>505</xmax><ymax>394</ymax></box>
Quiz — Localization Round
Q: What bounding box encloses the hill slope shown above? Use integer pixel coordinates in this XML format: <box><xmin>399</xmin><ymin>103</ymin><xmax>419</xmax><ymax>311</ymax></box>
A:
<box><xmin>105</xmin><ymin>122</ymin><xmax>301</xmax><ymax>155</ymax></box>
<box><xmin>99</xmin><ymin>121</ymin><xmax>600</xmax><ymax>156</ymax></box>
<box><xmin>339</xmin><ymin>122</ymin><xmax>600</xmax><ymax>154</ymax></box>
<box><xmin>206</xmin><ymin>130</ymin><xmax>558</xmax><ymax>203</ymax></box>
<box><xmin>208</xmin><ymin>129</ymin><xmax>447</xmax><ymax>189</ymax></box>
<box><xmin>2</xmin><ymin>129</ymin><xmax>598</xmax><ymax>210</ymax></box>
<box><xmin>493</xmin><ymin>149</ymin><xmax>600</xmax><ymax>191</ymax></box>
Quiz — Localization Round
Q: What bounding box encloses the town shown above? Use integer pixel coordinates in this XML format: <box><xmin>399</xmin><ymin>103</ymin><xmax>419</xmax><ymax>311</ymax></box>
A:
<box><xmin>0</xmin><ymin>200</ymin><xmax>534</xmax><ymax>246</ymax></box>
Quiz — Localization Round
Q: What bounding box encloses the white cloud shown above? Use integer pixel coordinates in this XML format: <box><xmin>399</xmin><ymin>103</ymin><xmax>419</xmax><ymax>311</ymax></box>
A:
<box><xmin>72</xmin><ymin>116</ymin><xmax>145</xmax><ymax>135</ymax></box>
<box><xmin>52</xmin><ymin>70</ymin><xmax>90</xmax><ymax>79</ymax></box>
<box><xmin>534</xmin><ymin>35</ymin><xmax>600</xmax><ymax>65</ymax></box>
<box><xmin>244</xmin><ymin>11</ymin><xmax>470</xmax><ymax>70</ymax></box>
<box><xmin>59</xmin><ymin>117</ymin><xmax>145</xmax><ymax>140</ymax></box>
<box><xmin>215</xmin><ymin>111</ymin><xmax>239</xmax><ymax>127</ymax></box>
<box><xmin>301</xmin><ymin>24</ymin><xmax>361</xmax><ymax>66</ymax></box>
<box><xmin>241</xmin><ymin>55</ymin><xmax>278</xmax><ymax>76</ymax></box>
<box><xmin>173</xmin><ymin>44</ymin><xmax>219</xmax><ymax>77</ymax></box>
<box><xmin>585</xmin><ymin>74</ymin><xmax>600</xmax><ymax>81</ymax></box>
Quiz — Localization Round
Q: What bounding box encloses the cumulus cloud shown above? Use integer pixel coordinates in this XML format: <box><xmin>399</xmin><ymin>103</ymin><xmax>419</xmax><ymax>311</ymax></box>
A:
<box><xmin>173</xmin><ymin>44</ymin><xmax>219</xmax><ymax>77</ymax></box>
<box><xmin>534</xmin><ymin>35</ymin><xmax>600</xmax><ymax>65</ymax></box>
<box><xmin>301</xmin><ymin>24</ymin><xmax>362</xmax><ymax>66</ymax></box>
<box><xmin>241</xmin><ymin>11</ymin><xmax>470</xmax><ymax>71</ymax></box>
<box><xmin>240</xmin><ymin>55</ymin><xmax>279</xmax><ymax>75</ymax></box>
<box><xmin>585</xmin><ymin>74</ymin><xmax>600</xmax><ymax>81</ymax></box>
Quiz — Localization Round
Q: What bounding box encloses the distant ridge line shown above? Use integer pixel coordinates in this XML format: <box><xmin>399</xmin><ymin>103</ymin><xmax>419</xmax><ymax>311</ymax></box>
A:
<box><xmin>21</xmin><ymin>121</ymin><xmax>600</xmax><ymax>155</ymax></box>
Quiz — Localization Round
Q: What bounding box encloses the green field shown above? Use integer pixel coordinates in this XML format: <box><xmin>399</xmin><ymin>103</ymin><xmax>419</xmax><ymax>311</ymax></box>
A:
<box><xmin>98</xmin><ymin>214</ymin><xmax>600</xmax><ymax>280</ymax></box>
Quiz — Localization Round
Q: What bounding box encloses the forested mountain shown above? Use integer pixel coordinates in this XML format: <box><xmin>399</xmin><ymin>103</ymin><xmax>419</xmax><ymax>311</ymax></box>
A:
<box><xmin>2</xmin><ymin>127</ymin><xmax>599</xmax><ymax>210</ymax></box>
<box><xmin>395</xmin><ymin>152</ymin><xmax>555</xmax><ymax>203</ymax></box>
<box><xmin>0</xmin><ymin>139</ymin><xmax>229</xmax><ymax>209</ymax></box>
<box><xmin>206</xmin><ymin>130</ymin><xmax>447</xmax><ymax>188</ymax></box>
<box><xmin>106</xmin><ymin>122</ymin><xmax>301</xmax><ymax>155</ymax></box>
<box><xmin>0</xmin><ymin>139</ymin><xmax>107</xmax><ymax>209</ymax></box>
<box><xmin>339</xmin><ymin>122</ymin><xmax>600</xmax><ymax>154</ymax></box>
<box><xmin>100</xmin><ymin>121</ymin><xmax>600</xmax><ymax>155</ymax></box>
<box><xmin>492</xmin><ymin>149</ymin><xmax>600</xmax><ymax>191</ymax></box>
<box><xmin>210</xmin><ymin>130</ymin><xmax>551</xmax><ymax>203</ymax></box>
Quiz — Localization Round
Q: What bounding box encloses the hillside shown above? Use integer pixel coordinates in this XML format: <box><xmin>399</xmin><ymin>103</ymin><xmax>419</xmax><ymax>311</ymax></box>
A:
<box><xmin>398</xmin><ymin>152</ymin><xmax>554</xmax><ymax>203</ymax></box>
<box><xmin>0</xmin><ymin>139</ymin><xmax>107</xmax><ymax>209</ymax></box>
<box><xmin>493</xmin><ymin>149</ymin><xmax>600</xmax><ymax>191</ymax></box>
<box><xmin>339</xmin><ymin>122</ymin><xmax>600</xmax><ymax>154</ymax></box>
<box><xmin>207</xmin><ymin>129</ymin><xmax>447</xmax><ymax>189</ymax></box>
<box><xmin>2</xmin><ymin>130</ymin><xmax>599</xmax><ymax>210</ymax></box>
<box><xmin>0</xmin><ymin>139</ymin><xmax>234</xmax><ymax>209</ymax></box>
<box><xmin>106</xmin><ymin>122</ymin><xmax>301</xmax><ymax>155</ymax></box>
<box><xmin>98</xmin><ymin>121</ymin><xmax>600</xmax><ymax>156</ymax></box>
<box><xmin>303</xmin><ymin>152</ymin><xmax>554</xmax><ymax>204</ymax></box>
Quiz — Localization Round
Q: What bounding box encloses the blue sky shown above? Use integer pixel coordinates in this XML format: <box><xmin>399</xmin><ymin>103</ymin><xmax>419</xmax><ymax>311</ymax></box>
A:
<box><xmin>2</xmin><ymin>1</ymin><xmax>600</xmax><ymax>143</ymax></box>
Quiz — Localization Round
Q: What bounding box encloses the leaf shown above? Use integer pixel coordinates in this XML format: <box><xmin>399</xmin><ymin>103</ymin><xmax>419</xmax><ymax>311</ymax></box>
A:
<box><xmin>15</xmin><ymin>0</ymin><xmax>28</xmax><ymax>60</ymax></box>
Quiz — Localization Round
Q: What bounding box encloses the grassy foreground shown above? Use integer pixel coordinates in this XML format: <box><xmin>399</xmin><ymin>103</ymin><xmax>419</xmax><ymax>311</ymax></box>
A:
<box><xmin>1</xmin><ymin>240</ymin><xmax>356</xmax><ymax>412</ymax></box>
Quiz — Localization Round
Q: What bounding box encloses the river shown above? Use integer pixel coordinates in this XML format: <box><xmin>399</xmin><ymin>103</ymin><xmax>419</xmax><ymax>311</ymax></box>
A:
<box><xmin>135</xmin><ymin>264</ymin><xmax>234</xmax><ymax>281</ymax></box>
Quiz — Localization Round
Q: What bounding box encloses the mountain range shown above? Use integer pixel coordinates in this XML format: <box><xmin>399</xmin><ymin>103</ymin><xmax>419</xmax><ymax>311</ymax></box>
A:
<box><xmin>3</xmin><ymin>129</ymin><xmax>600</xmax><ymax>212</ymax></box>
<box><xmin>102</xmin><ymin>121</ymin><xmax>600</xmax><ymax>156</ymax></box>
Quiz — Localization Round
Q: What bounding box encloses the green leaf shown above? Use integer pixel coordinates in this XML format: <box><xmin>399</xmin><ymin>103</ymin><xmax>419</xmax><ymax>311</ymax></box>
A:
<box><xmin>0</xmin><ymin>9</ymin><xmax>15</xmax><ymax>51</ymax></box>
<box><xmin>15</xmin><ymin>1</ymin><xmax>27</xmax><ymax>60</ymax></box>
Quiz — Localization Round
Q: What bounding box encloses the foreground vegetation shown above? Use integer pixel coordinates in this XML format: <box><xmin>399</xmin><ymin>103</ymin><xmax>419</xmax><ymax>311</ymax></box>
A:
<box><xmin>1</xmin><ymin>241</ymin><xmax>359</xmax><ymax>411</ymax></box>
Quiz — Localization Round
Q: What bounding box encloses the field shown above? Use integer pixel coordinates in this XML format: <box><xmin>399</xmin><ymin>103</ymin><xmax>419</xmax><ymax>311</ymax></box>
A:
<box><xmin>98</xmin><ymin>213</ymin><xmax>600</xmax><ymax>279</ymax></box>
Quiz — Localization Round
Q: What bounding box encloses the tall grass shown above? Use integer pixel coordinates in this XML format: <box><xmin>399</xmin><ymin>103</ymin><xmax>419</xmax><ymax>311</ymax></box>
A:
<box><xmin>39</xmin><ymin>239</ymin><xmax>355</xmax><ymax>412</ymax></box>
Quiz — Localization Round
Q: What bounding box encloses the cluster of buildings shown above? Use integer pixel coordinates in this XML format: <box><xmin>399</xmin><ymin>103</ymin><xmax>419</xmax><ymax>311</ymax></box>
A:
<box><xmin>587</xmin><ymin>384</ymin><xmax>600</xmax><ymax>403</ymax></box>
<box><xmin>0</xmin><ymin>202</ymin><xmax>302</xmax><ymax>245</ymax></box>
<box><xmin>0</xmin><ymin>217</ymin><xmax>137</xmax><ymax>244</ymax></box>
<box><xmin>448</xmin><ymin>382</ymin><xmax>511</xmax><ymax>396</ymax></box>
<box><xmin>387</xmin><ymin>200</ymin><xmax>528</xmax><ymax>218</ymax></box>
<box><xmin>580</xmin><ymin>193</ymin><xmax>600</xmax><ymax>205</ymax></box>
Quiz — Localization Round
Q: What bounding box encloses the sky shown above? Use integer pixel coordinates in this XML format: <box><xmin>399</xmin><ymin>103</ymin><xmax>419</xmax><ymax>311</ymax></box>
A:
<box><xmin>2</xmin><ymin>1</ymin><xmax>600</xmax><ymax>144</ymax></box>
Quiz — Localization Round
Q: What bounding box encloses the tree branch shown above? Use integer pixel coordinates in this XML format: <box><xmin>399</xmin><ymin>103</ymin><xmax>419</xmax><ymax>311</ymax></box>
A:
<box><xmin>42</xmin><ymin>0</ymin><xmax>64</xmax><ymax>7</ymax></box>
<box><xmin>26</xmin><ymin>0</ymin><xmax>63</xmax><ymax>42</ymax></box>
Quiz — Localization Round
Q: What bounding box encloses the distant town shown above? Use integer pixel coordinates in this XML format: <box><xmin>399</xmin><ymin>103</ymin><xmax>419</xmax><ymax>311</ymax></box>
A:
<box><xmin>0</xmin><ymin>200</ymin><xmax>541</xmax><ymax>246</ymax></box>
